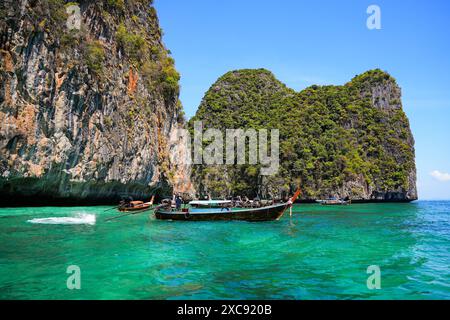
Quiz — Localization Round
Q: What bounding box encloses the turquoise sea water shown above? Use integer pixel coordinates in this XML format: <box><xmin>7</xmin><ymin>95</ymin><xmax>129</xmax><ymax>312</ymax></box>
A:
<box><xmin>0</xmin><ymin>201</ymin><xmax>449</xmax><ymax>299</ymax></box>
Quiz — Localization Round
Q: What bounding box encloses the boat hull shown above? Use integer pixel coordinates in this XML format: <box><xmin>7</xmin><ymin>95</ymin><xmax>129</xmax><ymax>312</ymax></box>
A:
<box><xmin>154</xmin><ymin>203</ymin><xmax>289</xmax><ymax>222</ymax></box>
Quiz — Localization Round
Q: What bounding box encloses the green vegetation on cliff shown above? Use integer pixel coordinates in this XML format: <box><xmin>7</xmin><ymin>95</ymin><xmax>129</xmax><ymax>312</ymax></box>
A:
<box><xmin>1</xmin><ymin>0</ymin><xmax>181</xmax><ymax>104</ymax></box>
<box><xmin>190</xmin><ymin>69</ymin><xmax>417</xmax><ymax>201</ymax></box>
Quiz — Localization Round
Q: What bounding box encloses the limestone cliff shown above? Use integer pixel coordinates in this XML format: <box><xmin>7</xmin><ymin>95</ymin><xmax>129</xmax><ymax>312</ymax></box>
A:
<box><xmin>190</xmin><ymin>69</ymin><xmax>417</xmax><ymax>202</ymax></box>
<box><xmin>0</xmin><ymin>0</ymin><xmax>191</xmax><ymax>205</ymax></box>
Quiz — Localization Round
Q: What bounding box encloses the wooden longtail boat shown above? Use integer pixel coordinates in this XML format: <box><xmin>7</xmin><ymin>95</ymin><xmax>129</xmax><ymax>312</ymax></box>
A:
<box><xmin>154</xmin><ymin>189</ymin><xmax>302</xmax><ymax>222</ymax></box>
<box><xmin>119</xmin><ymin>201</ymin><xmax>153</xmax><ymax>212</ymax></box>
<box><xmin>155</xmin><ymin>203</ymin><xmax>289</xmax><ymax>222</ymax></box>
<box><xmin>118</xmin><ymin>196</ymin><xmax>155</xmax><ymax>213</ymax></box>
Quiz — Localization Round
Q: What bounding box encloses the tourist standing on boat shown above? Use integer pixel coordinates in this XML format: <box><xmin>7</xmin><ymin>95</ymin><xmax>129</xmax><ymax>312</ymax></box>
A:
<box><xmin>175</xmin><ymin>195</ymin><xmax>183</xmax><ymax>211</ymax></box>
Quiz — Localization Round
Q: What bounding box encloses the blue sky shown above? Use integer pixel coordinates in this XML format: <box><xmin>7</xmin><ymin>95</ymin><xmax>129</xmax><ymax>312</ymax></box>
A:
<box><xmin>155</xmin><ymin>0</ymin><xmax>450</xmax><ymax>200</ymax></box>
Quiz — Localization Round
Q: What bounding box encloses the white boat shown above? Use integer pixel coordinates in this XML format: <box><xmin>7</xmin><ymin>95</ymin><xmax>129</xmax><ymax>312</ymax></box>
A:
<box><xmin>189</xmin><ymin>200</ymin><xmax>233</xmax><ymax>208</ymax></box>
<box><xmin>316</xmin><ymin>198</ymin><xmax>351</xmax><ymax>205</ymax></box>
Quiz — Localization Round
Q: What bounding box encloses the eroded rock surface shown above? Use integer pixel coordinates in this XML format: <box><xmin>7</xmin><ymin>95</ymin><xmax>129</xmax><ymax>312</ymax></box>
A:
<box><xmin>0</xmin><ymin>0</ymin><xmax>192</xmax><ymax>205</ymax></box>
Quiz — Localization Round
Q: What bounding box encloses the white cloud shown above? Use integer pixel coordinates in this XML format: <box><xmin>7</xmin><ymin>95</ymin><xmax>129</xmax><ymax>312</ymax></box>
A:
<box><xmin>430</xmin><ymin>170</ymin><xmax>450</xmax><ymax>182</ymax></box>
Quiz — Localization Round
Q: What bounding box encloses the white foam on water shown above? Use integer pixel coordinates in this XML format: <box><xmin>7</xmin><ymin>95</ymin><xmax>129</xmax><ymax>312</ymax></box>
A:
<box><xmin>27</xmin><ymin>213</ymin><xmax>96</xmax><ymax>225</ymax></box>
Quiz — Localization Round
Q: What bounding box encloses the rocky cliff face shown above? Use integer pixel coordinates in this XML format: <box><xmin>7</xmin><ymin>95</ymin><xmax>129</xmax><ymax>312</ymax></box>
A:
<box><xmin>0</xmin><ymin>0</ymin><xmax>191</xmax><ymax>205</ymax></box>
<box><xmin>190</xmin><ymin>69</ymin><xmax>417</xmax><ymax>202</ymax></box>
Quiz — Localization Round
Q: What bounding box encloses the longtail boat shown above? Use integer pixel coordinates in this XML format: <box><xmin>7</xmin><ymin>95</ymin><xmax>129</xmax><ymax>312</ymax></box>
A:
<box><xmin>154</xmin><ymin>189</ymin><xmax>301</xmax><ymax>222</ymax></box>
<box><xmin>316</xmin><ymin>198</ymin><xmax>351</xmax><ymax>206</ymax></box>
<box><xmin>118</xmin><ymin>196</ymin><xmax>155</xmax><ymax>213</ymax></box>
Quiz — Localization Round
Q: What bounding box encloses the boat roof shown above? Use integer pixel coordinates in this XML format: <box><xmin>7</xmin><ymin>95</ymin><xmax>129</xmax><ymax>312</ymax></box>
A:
<box><xmin>189</xmin><ymin>200</ymin><xmax>232</xmax><ymax>205</ymax></box>
<box><xmin>159</xmin><ymin>202</ymin><xmax>287</xmax><ymax>214</ymax></box>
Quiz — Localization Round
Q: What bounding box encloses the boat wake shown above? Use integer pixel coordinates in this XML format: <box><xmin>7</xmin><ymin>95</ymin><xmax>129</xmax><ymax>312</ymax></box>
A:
<box><xmin>27</xmin><ymin>213</ymin><xmax>96</xmax><ymax>225</ymax></box>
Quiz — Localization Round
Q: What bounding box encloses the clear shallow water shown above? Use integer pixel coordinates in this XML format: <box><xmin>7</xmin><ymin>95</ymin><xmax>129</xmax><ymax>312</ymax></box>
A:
<box><xmin>0</xmin><ymin>202</ymin><xmax>449</xmax><ymax>299</ymax></box>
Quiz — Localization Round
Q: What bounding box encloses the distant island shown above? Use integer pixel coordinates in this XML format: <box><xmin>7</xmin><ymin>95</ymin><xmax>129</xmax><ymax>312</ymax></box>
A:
<box><xmin>190</xmin><ymin>69</ymin><xmax>417</xmax><ymax>202</ymax></box>
<box><xmin>0</xmin><ymin>1</ymin><xmax>417</xmax><ymax>205</ymax></box>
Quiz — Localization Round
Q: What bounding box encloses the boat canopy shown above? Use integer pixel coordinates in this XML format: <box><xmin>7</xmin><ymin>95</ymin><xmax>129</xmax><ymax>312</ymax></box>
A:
<box><xmin>189</xmin><ymin>200</ymin><xmax>232</xmax><ymax>206</ymax></box>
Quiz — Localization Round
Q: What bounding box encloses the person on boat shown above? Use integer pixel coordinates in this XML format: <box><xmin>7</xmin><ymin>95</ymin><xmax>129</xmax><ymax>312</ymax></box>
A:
<box><xmin>175</xmin><ymin>195</ymin><xmax>183</xmax><ymax>211</ymax></box>
<box><xmin>254</xmin><ymin>196</ymin><xmax>261</xmax><ymax>208</ymax></box>
<box><xmin>120</xmin><ymin>196</ymin><xmax>133</xmax><ymax>208</ymax></box>
<box><xmin>221</xmin><ymin>202</ymin><xmax>232</xmax><ymax>212</ymax></box>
